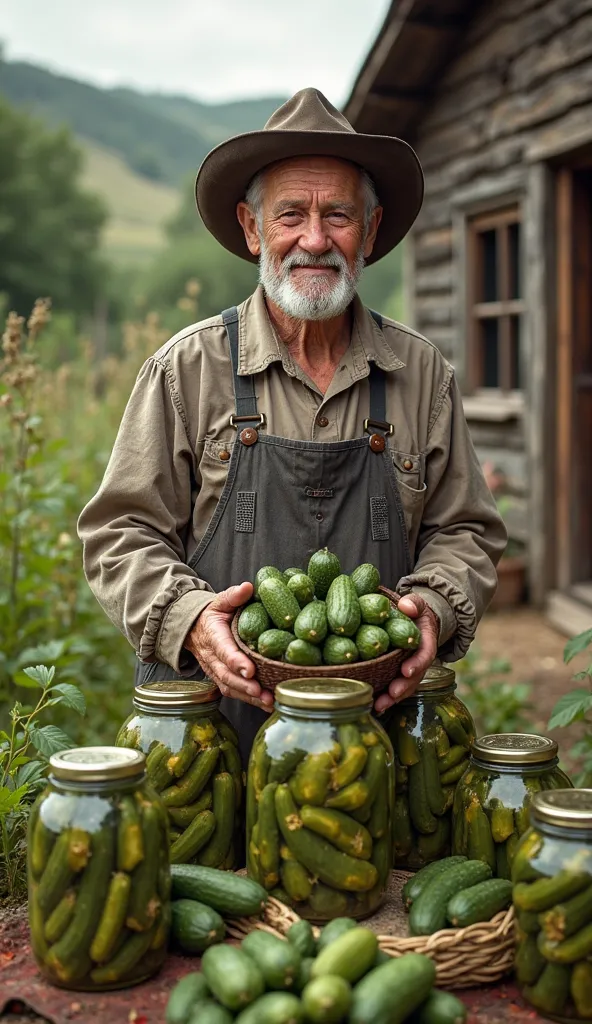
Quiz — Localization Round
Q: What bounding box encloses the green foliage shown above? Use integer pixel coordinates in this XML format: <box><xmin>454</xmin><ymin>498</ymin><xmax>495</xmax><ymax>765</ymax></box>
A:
<box><xmin>0</xmin><ymin>97</ymin><xmax>107</xmax><ymax>314</ymax></box>
<box><xmin>455</xmin><ymin>647</ymin><xmax>533</xmax><ymax>736</ymax></box>
<box><xmin>548</xmin><ymin>629</ymin><xmax>592</xmax><ymax>785</ymax></box>
<box><xmin>0</xmin><ymin>664</ymin><xmax>85</xmax><ymax>899</ymax></box>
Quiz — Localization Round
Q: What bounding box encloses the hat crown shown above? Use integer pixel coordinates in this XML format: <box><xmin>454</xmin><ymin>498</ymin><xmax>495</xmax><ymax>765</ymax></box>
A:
<box><xmin>264</xmin><ymin>88</ymin><xmax>355</xmax><ymax>136</ymax></box>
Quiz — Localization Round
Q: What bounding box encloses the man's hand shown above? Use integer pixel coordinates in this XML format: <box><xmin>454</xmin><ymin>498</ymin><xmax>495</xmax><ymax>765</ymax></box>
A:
<box><xmin>374</xmin><ymin>594</ymin><xmax>439</xmax><ymax>714</ymax></box>
<box><xmin>184</xmin><ymin>582</ymin><xmax>274</xmax><ymax>712</ymax></box>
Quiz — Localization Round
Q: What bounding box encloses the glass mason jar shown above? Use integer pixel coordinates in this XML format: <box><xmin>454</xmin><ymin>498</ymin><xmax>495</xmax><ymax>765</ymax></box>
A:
<box><xmin>385</xmin><ymin>661</ymin><xmax>475</xmax><ymax>870</ymax></box>
<box><xmin>27</xmin><ymin>746</ymin><xmax>170</xmax><ymax>991</ymax></box>
<box><xmin>452</xmin><ymin>733</ymin><xmax>573</xmax><ymax>879</ymax></box>
<box><xmin>116</xmin><ymin>680</ymin><xmax>242</xmax><ymax>867</ymax></box>
<box><xmin>513</xmin><ymin>789</ymin><xmax>592</xmax><ymax>1022</ymax></box>
<box><xmin>246</xmin><ymin>678</ymin><xmax>394</xmax><ymax>922</ymax></box>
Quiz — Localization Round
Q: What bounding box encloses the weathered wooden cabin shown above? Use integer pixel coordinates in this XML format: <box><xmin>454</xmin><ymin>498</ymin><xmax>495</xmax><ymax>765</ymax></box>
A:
<box><xmin>345</xmin><ymin>0</ymin><xmax>592</xmax><ymax>634</ymax></box>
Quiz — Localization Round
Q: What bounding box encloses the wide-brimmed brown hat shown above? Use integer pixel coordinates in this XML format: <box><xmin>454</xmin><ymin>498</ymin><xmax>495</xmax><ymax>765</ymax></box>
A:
<box><xmin>195</xmin><ymin>87</ymin><xmax>424</xmax><ymax>265</ymax></box>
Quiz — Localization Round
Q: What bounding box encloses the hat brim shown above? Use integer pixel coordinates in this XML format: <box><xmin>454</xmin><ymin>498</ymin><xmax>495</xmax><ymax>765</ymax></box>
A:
<box><xmin>195</xmin><ymin>129</ymin><xmax>424</xmax><ymax>265</ymax></box>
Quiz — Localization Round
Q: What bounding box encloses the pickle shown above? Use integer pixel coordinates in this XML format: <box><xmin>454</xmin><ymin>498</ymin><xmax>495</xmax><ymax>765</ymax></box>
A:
<box><xmin>408</xmin><ymin>762</ymin><xmax>437</xmax><ymax>835</ymax></box>
<box><xmin>571</xmin><ymin>960</ymin><xmax>592</xmax><ymax>1018</ymax></box>
<box><xmin>45</xmin><ymin>824</ymin><xmax>115</xmax><ymax>982</ymax></box>
<box><xmin>435</xmin><ymin>704</ymin><xmax>471</xmax><ymax>747</ymax></box>
<box><xmin>496</xmin><ymin>840</ymin><xmax>510</xmax><ymax>880</ymax></box>
<box><xmin>281</xmin><ymin>858</ymin><xmax>313</xmax><ymax>902</ymax></box>
<box><xmin>434</xmin><ymin>725</ymin><xmax>450</xmax><ymax>758</ymax></box>
<box><xmin>331</xmin><ymin>724</ymin><xmax>368</xmax><ymax>790</ymax></box>
<box><xmin>539</xmin><ymin>882</ymin><xmax>592</xmax><ymax>942</ymax></box>
<box><xmin>37</xmin><ymin>831</ymin><xmax>75</xmax><ymax>916</ymax></box>
<box><xmin>308</xmin><ymin>883</ymin><xmax>348</xmax><ymax>919</ymax></box>
<box><xmin>90</xmin><ymin>923</ymin><xmax>158</xmax><ymax>985</ymax></box>
<box><xmin>161</xmin><ymin>746</ymin><xmax>220</xmax><ymax>808</ymax></box>
<box><xmin>439</xmin><ymin>759</ymin><xmax>469</xmax><ymax>786</ymax></box>
<box><xmin>368</xmin><ymin>786</ymin><xmax>388</xmax><ymax>840</ymax></box>
<box><xmin>467</xmin><ymin>799</ymin><xmax>496</xmax><ymax>872</ymax></box>
<box><xmin>436</xmin><ymin>745</ymin><xmax>467</xmax><ymax>774</ymax></box>
<box><xmin>300</xmin><ymin>805</ymin><xmax>372</xmax><ymax>860</ymax></box>
<box><xmin>117</xmin><ymin>796</ymin><xmax>144</xmax><ymax>872</ymax></box>
<box><xmin>198</xmin><ymin>772</ymin><xmax>236</xmax><ymax>868</ymax></box>
<box><xmin>361</xmin><ymin>744</ymin><xmax>387</xmax><ymax>806</ymax></box>
<box><xmin>371</xmin><ymin>834</ymin><xmax>391</xmax><ymax>888</ymax></box>
<box><xmin>67</xmin><ymin>828</ymin><xmax>91</xmax><ymax>872</ymax></box>
<box><xmin>167</xmin><ymin>790</ymin><xmax>213</xmax><ymax>828</ymax></box>
<box><xmin>394</xmin><ymin>758</ymin><xmax>408</xmax><ymax>794</ymax></box>
<box><xmin>515</xmin><ymin>934</ymin><xmax>546</xmax><ymax>985</ymax></box>
<box><xmin>422</xmin><ymin>740</ymin><xmax>448</xmax><ymax>816</ymax></box>
<box><xmin>220</xmin><ymin>739</ymin><xmax>244</xmax><ymax>808</ymax></box>
<box><xmin>169</xmin><ymin>810</ymin><xmax>216</xmax><ymax>864</ymax></box>
<box><xmin>248</xmin><ymin>822</ymin><xmax>261</xmax><ymax>883</ymax></box>
<box><xmin>191</xmin><ymin>720</ymin><xmax>218</xmax><ymax>748</ymax></box>
<box><xmin>29</xmin><ymin>883</ymin><xmax>49</xmax><ymax>960</ymax></box>
<box><xmin>90</xmin><ymin>872</ymin><xmax>132</xmax><ymax>963</ymax></box>
<box><xmin>217</xmin><ymin>720</ymin><xmax>239</xmax><ymax>747</ymax></box>
<box><xmin>360</xmin><ymin>729</ymin><xmax>379</xmax><ymax>747</ymax></box>
<box><xmin>417</xmin><ymin>816</ymin><xmax>451</xmax><ymax>863</ymax></box>
<box><xmin>268</xmin><ymin>748</ymin><xmax>307</xmax><ymax>784</ymax></box>
<box><xmin>258</xmin><ymin>782</ymin><xmax>280</xmax><ymax>888</ymax></box>
<box><xmin>517</xmin><ymin>909</ymin><xmax>541</xmax><ymax>935</ymax></box>
<box><xmin>351</xmin><ymin>803</ymin><xmax>372</xmax><ymax>824</ymax></box>
<box><xmin>31</xmin><ymin>817</ymin><xmax>56</xmax><ymax>880</ymax></box>
<box><xmin>44</xmin><ymin>890</ymin><xmax>77</xmax><ymax>944</ymax></box>
<box><xmin>514</xmin><ymin>871</ymin><xmax>590</xmax><ymax>912</ymax></box>
<box><xmin>538</xmin><ymin>921</ymin><xmax>592</xmax><ymax>963</ymax></box>
<box><xmin>393</xmin><ymin>795</ymin><xmax>413</xmax><ymax>860</ymax></box>
<box><xmin>251</xmin><ymin>743</ymin><xmax>271</xmax><ymax>799</ymax></box>
<box><xmin>167</xmin><ymin>738</ymin><xmax>198</xmax><ymax>778</ymax></box>
<box><xmin>325</xmin><ymin>780</ymin><xmax>369</xmax><ymax>812</ymax></box>
<box><xmin>489</xmin><ymin>801</ymin><xmax>515</xmax><ymax>844</ymax></box>
<box><xmin>291</xmin><ymin>752</ymin><xmax>333</xmax><ymax>806</ymax></box>
<box><xmin>523</xmin><ymin>962</ymin><xmax>570</xmax><ymax>1015</ymax></box>
<box><xmin>395</xmin><ymin>725</ymin><xmax>420</xmax><ymax>767</ymax></box>
<box><xmin>512</xmin><ymin>830</ymin><xmax>544</xmax><ymax>883</ymax></box>
<box><xmin>270</xmin><ymin>887</ymin><xmax>295</xmax><ymax>907</ymax></box>
<box><xmin>505</xmin><ymin>833</ymin><xmax>520</xmax><ymax>874</ymax></box>
<box><xmin>127</xmin><ymin>803</ymin><xmax>162</xmax><ymax>931</ymax></box>
<box><xmin>514</xmin><ymin>803</ymin><xmax>531</xmax><ymax>836</ymax></box>
<box><xmin>146</xmin><ymin>743</ymin><xmax>174</xmax><ymax>791</ymax></box>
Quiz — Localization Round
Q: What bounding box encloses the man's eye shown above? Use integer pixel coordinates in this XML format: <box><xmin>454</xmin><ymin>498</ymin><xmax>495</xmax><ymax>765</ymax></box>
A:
<box><xmin>329</xmin><ymin>212</ymin><xmax>348</xmax><ymax>221</ymax></box>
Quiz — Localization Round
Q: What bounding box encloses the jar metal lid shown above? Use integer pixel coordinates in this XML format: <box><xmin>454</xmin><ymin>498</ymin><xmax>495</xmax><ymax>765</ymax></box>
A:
<box><xmin>531</xmin><ymin>789</ymin><xmax>592</xmax><ymax>829</ymax></box>
<box><xmin>275</xmin><ymin>678</ymin><xmax>373</xmax><ymax>710</ymax></box>
<box><xmin>472</xmin><ymin>733</ymin><xmax>558</xmax><ymax>765</ymax></box>
<box><xmin>50</xmin><ymin>746</ymin><xmax>146</xmax><ymax>782</ymax></box>
<box><xmin>416</xmin><ymin>660</ymin><xmax>456</xmax><ymax>692</ymax></box>
<box><xmin>133</xmin><ymin>679</ymin><xmax>219</xmax><ymax>709</ymax></box>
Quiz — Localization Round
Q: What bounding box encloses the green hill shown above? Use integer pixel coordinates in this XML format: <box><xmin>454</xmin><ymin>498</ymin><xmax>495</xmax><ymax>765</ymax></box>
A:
<box><xmin>0</xmin><ymin>56</ymin><xmax>284</xmax><ymax>186</ymax></box>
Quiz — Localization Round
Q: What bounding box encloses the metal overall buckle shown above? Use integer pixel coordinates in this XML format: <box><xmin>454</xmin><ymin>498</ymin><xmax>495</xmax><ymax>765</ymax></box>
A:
<box><xmin>230</xmin><ymin>413</ymin><xmax>266</xmax><ymax>446</ymax></box>
<box><xmin>364</xmin><ymin>417</ymin><xmax>394</xmax><ymax>453</ymax></box>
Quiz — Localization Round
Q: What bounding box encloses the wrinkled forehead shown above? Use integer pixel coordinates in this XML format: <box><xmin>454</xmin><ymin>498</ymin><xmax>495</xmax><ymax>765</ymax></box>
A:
<box><xmin>260</xmin><ymin>155</ymin><xmax>364</xmax><ymax>203</ymax></box>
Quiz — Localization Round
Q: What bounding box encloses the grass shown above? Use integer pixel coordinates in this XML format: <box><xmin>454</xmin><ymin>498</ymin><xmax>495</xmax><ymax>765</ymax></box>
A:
<box><xmin>78</xmin><ymin>138</ymin><xmax>180</xmax><ymax>264</ymax></box>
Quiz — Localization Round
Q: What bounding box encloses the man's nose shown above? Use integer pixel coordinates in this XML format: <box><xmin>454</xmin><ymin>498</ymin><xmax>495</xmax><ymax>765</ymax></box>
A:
<box><xmin>298</xmin><ymin>214</ymin><xmax>331</xmax><ymax>255</ymax></box>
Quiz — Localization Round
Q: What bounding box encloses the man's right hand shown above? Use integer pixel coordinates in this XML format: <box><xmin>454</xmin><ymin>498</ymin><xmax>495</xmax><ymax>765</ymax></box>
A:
<box><xmin>184</xmin><ymin>582</ymin><xmax>274</xmax><ymax>712</ymax></box>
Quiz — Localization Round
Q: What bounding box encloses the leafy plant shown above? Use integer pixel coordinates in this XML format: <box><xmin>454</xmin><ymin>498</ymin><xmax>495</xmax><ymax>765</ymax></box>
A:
<box><xmin>455</xmin><ymin>647</ymin><xmax>533</xmax><ymax>736</ymax></box>
<box><xmin>0</xmin><ymin>664</ymin><xmax>85</xmax><ymax>900</ymax></box>
<box><xmin>548</xmin><ymin>628</ymin><xmax>592</xmax><ymax>785</ymax></box>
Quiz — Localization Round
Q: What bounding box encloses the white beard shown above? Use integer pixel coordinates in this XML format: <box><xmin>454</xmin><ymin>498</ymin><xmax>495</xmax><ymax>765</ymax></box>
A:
<box><xmin>258</xmin><ymin>242</ymin><xmax>365</xmax><ymax>321</ymax></box>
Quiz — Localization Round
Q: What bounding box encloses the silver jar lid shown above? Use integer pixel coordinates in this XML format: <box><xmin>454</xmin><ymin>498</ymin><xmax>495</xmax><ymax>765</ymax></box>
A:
<box><xmin>275</xmin><ymin>678</ymin><xmax>373</xmax><ymax>711</ymax></box>
<box><xmin>50</xmin><ymin>746</ymin><xmax>146</xmax><ymax>783</ymax></box>
<box><xmin>472</xmin><ymin>733</ymin><xmax>558</xmax><ymax>766</ymax></box>
<box><xmin>531</xmin><ymin>789</ymin><xmax>592</xmax><ymax>829</ymax></box>
<box><xmin>133</xmin><ymin>679</ymin><xmax>219</xmax><ymax>711</ymax></box>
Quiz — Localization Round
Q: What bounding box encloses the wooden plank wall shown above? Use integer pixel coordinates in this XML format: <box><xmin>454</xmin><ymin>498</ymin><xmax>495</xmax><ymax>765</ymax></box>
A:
<box><xmin>406</xmin><ymin>0</ymin><xmax>592</xmax><ymax>568</ymax></box>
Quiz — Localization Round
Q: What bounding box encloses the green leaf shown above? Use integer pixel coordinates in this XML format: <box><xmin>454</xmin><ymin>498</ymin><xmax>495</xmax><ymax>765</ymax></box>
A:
<box><xmin>13</xmin><ymin>670</ymin><xmax>43</xmax><ymax>689</ymax></box>
<box><xmin>549</xmin><ymin>689</ymin><xmax>592</xmax><ymax>729</ymax></box>
<box><xmin>0</xmin><ymin>785</ymin><xmax>29</xmax><ymax>813</ymax></box>
<box><xmin>23</xmin><ymin>664</ymin><xmax>55</xmax><ymax>688</ymax></box>
<box><xmin>17</xmin><ymin>641</ymin><xmax>66</xmax><ymax>667</ymax></box>
<box><xmin>564</xmin><ymin>629</ymin><xmax>592</xmax><ymax>664</ymax></box>
<box><xmin>47</xmin><ymin>683</ymin><xmax>86</xmax><ymax>716</ymax></box>
<box><xmin>29</xmin><ymin>725</ymin><xmax>75</xmax><ymax>759</ymax></box>
<box><xmin>15</xmin><ymin>760</ymin><xmax>46</xmax><ymax>788</ymax></box>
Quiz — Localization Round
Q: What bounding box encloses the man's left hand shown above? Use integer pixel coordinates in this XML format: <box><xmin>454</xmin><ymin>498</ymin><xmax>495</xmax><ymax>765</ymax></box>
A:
<box><xmin>374</xmin><ymin>594</ymin><xmax>439</xmax><ymax>714</ymax></box>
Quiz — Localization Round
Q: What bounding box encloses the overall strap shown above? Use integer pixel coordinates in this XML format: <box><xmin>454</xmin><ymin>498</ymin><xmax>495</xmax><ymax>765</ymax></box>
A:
<box><xmin>221</xmin><ymin>307</ymin><xmax>259</xmax><ymax>419</ymax></box>
<box><xmin>368</xmin><ymin>310</ymin><xmax>387</xmax><ymax>427</ymax></box>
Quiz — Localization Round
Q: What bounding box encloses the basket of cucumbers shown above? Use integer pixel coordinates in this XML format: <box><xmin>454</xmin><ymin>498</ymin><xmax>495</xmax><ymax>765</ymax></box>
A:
<box><xmin>231</xmin><ymin>548</ymin><xmax>421</xmax><ymax>690</ymax></box>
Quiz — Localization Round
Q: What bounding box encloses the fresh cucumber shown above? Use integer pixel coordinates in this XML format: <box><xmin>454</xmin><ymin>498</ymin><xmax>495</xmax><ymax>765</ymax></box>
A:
<box><xmin>171</xmin><ymin>898</ymin><xmax>225</xmax><ymax>953</ymax></box>
<box><xmin>311</xmin><ymin>926</ymin><xmax>377</xmax><ymax>983</ymax></box>
<box><xmin>286</xmin><ymin>919</ymin><xmax>316</xmax><ymax>958</ymax></box>
<box><xmin>409</xmin><ymin>860</ymin><xmax>493</xmax><ymax>936</ymax></box>
<box><xmin>326</xmin><ymin>575</ymin><xmax>361</xmax><ymax>637</ymax></box>
<box><xmin>241</xmin><ymin>930</ymin><xmax>301</xmax><ymax>990</ymax></box>
<box><xmin>170</xmin><ymin>863</ymin><xmax>267</xmax><ymax>916</ymax></box>
<box><xmin>165</xmin><ymin>971</ymin><xmax>210</xmax><ymax>1024</ymax></box>
<box><xmin>349</xmin><ymin>952</ymin><xmax>436</xmax><ymax>1024</ymax></box>
<box><xmin>408</xmin><ymin>989</ymin><xmax>467</xmax><ymax>1024</ymax></box>
<box><xmin>351</xmin><ymin>562</ymin><xmax>380</xmax><ymax>596</ymax></box>
<box><xmin>302</xmin><ymin>975</ymin><xmax>351</xmax><ymax>1023</ymax></box>
<box><xmin>307</xmin><ymin>548</ymin><xmax>341</xmax><ymax>599</ymax></box>
<box><xmin>233</xmin><ymin>992</ymin><xmax>304</xmax><ymax>1024</ymax></box>
<box><xmin>201</xmin><ymin>943</ymin><xmax>265</xmax><ymax>1011</ymax></box>
<box><xmin>446</xmin><ymin>879</ymin><xmax>512</xmax><ymax>927</ymax></box>
<box><xmin>316</xmin><ymin>916</ymin><xmax>357</xmax><ymax>951</ymax></box>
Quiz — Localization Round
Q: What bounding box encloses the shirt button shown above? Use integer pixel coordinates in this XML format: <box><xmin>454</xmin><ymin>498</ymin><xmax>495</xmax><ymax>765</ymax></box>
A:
<box><xmin>317</xmin><ymin>415</ymin><xmax>329</xmax><ymax>428</ymax></box>
<box><xmin>315</xmin><ymin>512</ymin><xmax>324</xmax><ymax>522</ymax></box>
<box><xmin>219</xmin><ymin>450</ymin><xmax>230</xmax><ymax>462</ymax></box>
<box><xmin>403</xmin><ymin>459</ymin><xmax>413</xmax><ymax>471</ymax></box>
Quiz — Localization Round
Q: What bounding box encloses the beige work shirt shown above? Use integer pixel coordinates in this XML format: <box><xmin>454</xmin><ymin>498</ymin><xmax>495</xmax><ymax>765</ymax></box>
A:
<box><xmin>78</xmin><ymin>287</ymin><xmax>506</xmax><ymax>673</ymax></box>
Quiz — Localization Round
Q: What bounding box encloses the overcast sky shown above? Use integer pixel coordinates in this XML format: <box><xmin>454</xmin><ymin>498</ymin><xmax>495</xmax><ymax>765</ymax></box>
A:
<box><xmin>2</xmin><ymin>0</ymin><xmax>390</xmax><ymax>105</ymax></box>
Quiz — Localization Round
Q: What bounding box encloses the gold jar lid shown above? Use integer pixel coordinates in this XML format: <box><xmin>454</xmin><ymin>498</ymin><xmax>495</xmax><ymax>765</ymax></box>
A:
<box><xmin>133</xmin><ymin>679</ymin><xmax>219</xmax><ymax>710</ymax></box>
<box><xmin>50</xmin><ymin>746</ymin><xmax>146</xmax><ymax>783</ymax></box>
<box><xmin>472</xmin><ymin>733</ymin><xmax>558</xmax><ymax>766</ymax></box>
<box><xmin>415</xmin><ymin>660</ymin><xmax>456</xmax><ymax>692</ymax></box>
<box><xmin>275</xmin><ymin>679</ymin><xmax>373</xmax><ymax>711</ymax></box>
<box><xmin>531</xmin><ymin>789</ymin><xmax>592</xmax><ymax>829</ymax></box>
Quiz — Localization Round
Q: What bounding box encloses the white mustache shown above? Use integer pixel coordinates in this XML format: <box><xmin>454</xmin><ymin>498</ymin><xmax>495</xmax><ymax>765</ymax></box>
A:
<box><xmin>281</xmin><ymin>251</ymin><xmax>345</xmax><ymax>272</ymax></box>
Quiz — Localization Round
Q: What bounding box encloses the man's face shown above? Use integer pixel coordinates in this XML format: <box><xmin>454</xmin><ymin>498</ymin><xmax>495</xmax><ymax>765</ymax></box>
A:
<box><xmin>237</xmin><ymin>156</ymin><xmax>382</xmax><ymax>320</ymax></box>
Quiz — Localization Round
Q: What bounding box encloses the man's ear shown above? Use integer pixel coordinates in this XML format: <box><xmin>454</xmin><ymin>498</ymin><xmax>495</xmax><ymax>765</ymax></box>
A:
<box><xmin>363</xmin><ymin>206</ymin><xmax>383</xmax><ymax>260</ymax></box>
<box><xmin>237</xmin><ymin>202</ymin><xmax>261</xmax><ymax>257</ymax></box>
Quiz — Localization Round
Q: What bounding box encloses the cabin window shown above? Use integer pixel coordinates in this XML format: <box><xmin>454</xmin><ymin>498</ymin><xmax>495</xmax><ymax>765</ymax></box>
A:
<box><xmin>467</xmin><ymin>207</ymin><xmax>524</xmax><ymax>391</ymax></box>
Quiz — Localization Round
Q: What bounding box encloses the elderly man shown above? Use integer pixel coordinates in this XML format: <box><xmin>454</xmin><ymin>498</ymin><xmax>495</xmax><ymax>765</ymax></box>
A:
<box><xmin>78</xmin><ymin>89</ymin><xmax>506</xmax><ymax>762</ymax></box>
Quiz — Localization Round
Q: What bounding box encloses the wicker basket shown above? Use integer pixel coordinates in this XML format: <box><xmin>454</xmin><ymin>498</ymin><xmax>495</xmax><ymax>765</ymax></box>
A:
<box><xmin>227</xmin><ymin>871</ymin><xmax>515</xmax><ymax>989</ymax></box>
<box><xmin>231</xmin><ymin>586</ymin><xmax>413</xmax><ymax>693</ymax></box>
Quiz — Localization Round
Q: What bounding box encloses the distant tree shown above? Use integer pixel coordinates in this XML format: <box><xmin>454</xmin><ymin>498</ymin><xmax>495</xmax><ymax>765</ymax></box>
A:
<box><xmin>165</xmin><ymin>174</ymin><xmax>202</xmax><ymax>240</ymax></box>
<box><xmin>0</xmin><ymin>98</ymin><xmax>107</xmax><ymax>315</ymax></box>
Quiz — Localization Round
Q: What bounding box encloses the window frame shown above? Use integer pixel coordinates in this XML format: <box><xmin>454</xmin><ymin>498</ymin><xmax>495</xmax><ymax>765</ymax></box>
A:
<box><xmin>466</xmin><ymin>205</ymin><xmax>526</xmax><ymax>394</ymax></box>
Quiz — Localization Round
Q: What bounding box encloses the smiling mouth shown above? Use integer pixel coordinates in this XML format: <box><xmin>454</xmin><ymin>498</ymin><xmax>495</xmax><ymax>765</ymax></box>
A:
<box><xmin>290</xmin><ymin>265</ymin><xmax>339</xmax><ymax>274</ymax></box>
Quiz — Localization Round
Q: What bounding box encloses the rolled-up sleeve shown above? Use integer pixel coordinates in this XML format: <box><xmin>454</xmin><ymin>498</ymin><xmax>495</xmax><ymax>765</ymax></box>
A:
<box><xmin>77</xmin><ymin>357</ymin><xmax>214</xmax><ymax>672</ymax></box>
<box><xmin>398</xmin><ymin>371</ymin><xmax>507</xmax><ymax>660</ymax></box>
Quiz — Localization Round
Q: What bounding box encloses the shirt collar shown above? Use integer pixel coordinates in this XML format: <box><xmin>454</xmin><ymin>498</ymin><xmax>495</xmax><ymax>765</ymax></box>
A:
<box><xmin>236</xmin><ymin>286</ymin><xmax>406</xmax><ymax>376</ymax></box>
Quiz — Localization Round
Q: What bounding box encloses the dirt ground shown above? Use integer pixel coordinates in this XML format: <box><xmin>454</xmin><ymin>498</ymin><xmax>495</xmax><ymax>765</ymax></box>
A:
<box><xmin>471</xmin><ymin>606</ymin><xmax>591</xmax><ymax>769</ymax></box>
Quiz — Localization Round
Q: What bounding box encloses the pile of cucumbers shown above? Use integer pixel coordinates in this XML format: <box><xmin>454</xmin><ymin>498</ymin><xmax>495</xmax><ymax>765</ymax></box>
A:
<box><xmin>390</xmin><ymin>701</ymin><xmax>475</xmax><ymax>870</ymax></box>
<box><xmin>247</xmin><ymin>715</ymin><xmax>393</xmax><ymax>920</ymax></box>
<box><xmin>28</xmin><ymin>787</ymin><xmax>170</xmax><ymax>989</ymax></box>
<box><xmin>237</xmin><ymin>548</ymin><xmax>420</xmax><ymax>667</ymax></box>
<box><xmin>169</xmin><ymin>864</ymin><xmax>269</xmax><ymax>955</ymax></box>
<box><xmin>116</xmin><ymin>711</ymin><xmax>242</xmax><ymax>867</ymax></box>
<box><xmin>403</xmin><ymin>856</ymin><xmax>513</xmax><ymax>936</ymax></box>
<box><xmin>513</xmin><ymin>832</ymin><xmax>592</xmax><ymax>1019</ymax></box>
<box><xmin>167</xmin><ymin>912</ymin><xmax>468</xmax><ymax>1024</ymax></box>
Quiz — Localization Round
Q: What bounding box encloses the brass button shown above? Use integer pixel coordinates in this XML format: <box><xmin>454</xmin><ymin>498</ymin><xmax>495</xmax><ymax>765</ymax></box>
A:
<box><xmin>219</xmin><ymin>450</ymin><xmax>230</xmax><ymax>462</ymax></box>
<box><xmin>240</xmin><ymin>428</ymin><xmax>258</xmax><ymax>446</ymax></box>
<box><xmin>403</xmin><ymin>458</ymin><xmax>413</xmax><ymax>471</ymax></box>
<box><xmin>317</xmin><ymin>415</ymin><xmax>329</xmax><ymax>428</ymax></box>
<box><xmin>369</xmin><ymin>433</ymin><xmax>386</xmax><ymax>453</ymax></box>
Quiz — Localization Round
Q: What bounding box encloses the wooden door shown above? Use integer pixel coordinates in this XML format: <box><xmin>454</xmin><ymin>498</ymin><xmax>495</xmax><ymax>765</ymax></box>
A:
<box><xmin>556</xmin><ymin>167</ymin><xmax>592</xmax><ymax>597</ymax></box>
